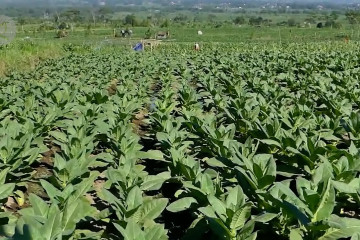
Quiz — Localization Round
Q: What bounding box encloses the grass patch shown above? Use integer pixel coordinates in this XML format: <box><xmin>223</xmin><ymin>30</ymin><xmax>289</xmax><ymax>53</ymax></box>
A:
<box><xmin>0</xmin><ymin>40</ymin><xmax>64</xmax><ymax>77</ymax></box>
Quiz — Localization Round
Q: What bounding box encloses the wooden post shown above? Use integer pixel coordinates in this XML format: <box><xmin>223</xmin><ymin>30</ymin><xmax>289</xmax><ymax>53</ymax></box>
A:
<box><xmin>278</xmin><ymin>27</ymin><xmax>282</xmax><ymax>44</ymax></box>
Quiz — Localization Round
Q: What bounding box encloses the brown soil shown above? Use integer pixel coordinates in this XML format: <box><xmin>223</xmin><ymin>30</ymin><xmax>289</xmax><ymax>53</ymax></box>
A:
<box><xmin>132</xmin><ymin>109</ymin><xmax>149</xmax><ymax>136</ymax></box>
<box><xmin>94</xmin><ymin>180</ymin><xmax>106</xmax><ymax>193</ymax></box>
<box><xmin>340</xmin><ymin>208</ymin><xmax>360</xmax><ymax>218</ymax></box>
<box><xmin>85</xmin><ymin>193</ymin><xmax>96</xmax><ymax>205</ymax></box>
<box><xmin>26</xmin><ymin>182</ymin><xmax>48</xmax><ymax>198</ymax></box>
<box><xmin>40</xmin><ymin>144</ymin><xmax>61</xmax><ymax>166</ymax></box>
<box><xmin>33</xmin><ymin>167</ymin><xmax>53</xmax><ymax>179</ymax></box>
<box><xmin>4</xmin><ymin>197</ymin><xmax>18</xmax><ymax>212</ymax></box>
<box><xmin>107</xmin><ymin>79</ymin><xmax>119</xmax><ymax>96</ymax></box>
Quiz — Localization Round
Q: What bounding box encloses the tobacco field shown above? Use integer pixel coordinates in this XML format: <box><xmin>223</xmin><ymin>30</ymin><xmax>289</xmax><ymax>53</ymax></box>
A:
<box><xmin>1</xmin><ymin>43</ymin><xmax>360</xmax><ymax>239</ymax></box>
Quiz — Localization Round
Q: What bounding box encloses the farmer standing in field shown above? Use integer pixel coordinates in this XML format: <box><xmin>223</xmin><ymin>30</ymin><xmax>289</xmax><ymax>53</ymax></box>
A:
<box><xmin>194</xmin><ymin>43</ymin><xmax>200</xmax><ymax>51</ymax></box>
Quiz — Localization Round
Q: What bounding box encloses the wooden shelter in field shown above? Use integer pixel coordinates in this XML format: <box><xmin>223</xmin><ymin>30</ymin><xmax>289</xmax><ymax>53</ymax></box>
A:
<box><xmin>140</xmin><ymin>39</ymin><xmax>161</xmax><ymax>51</ymax></box>
<box><xmin>56</xmin><ymin>30</ymin><xmax>68</xmax><ymax>38</ymax></box>
<box><xmin>155</xmin><ymin>31</ymin><xmax>170</xmax><ymax>40</ymax></box>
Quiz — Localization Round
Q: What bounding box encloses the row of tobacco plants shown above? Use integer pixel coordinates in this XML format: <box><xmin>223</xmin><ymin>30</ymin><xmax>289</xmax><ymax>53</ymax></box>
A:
<box><xmin>0</xmin><ymin>43</ymin><xmax>360</xmax><ymax>239</ymax></box>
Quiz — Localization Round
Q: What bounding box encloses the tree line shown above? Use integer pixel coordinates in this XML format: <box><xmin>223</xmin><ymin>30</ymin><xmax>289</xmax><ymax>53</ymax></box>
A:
<box><xmin>11</xmin><ymin>6</ymin><xmax>360</xmax><ymax>33</ymax></box>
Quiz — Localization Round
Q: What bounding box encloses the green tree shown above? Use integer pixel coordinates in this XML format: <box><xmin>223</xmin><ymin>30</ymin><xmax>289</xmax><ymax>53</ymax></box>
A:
<box><xmin>61</xmin><ymin>9</ymin><xmax>81</xmax><ymax>22</ymax></box>
<box><xmin>60</xmin><ymin>9</ymin><xmax>81</xmax><ymax>32</ymax></box>
<box><xmin>85</xmin><ymin>24</ymin><xmax>92</xmax><ymax>36</ymax></box>
<box><xmin>17</xmin><ymin>17</ymin><xmax>26</xmax><ymax>32</ymax></box>
<box><xmin>173</xmin><ymin>14</ymin><xmax>188</xmax><ymax>23</ymax></box>
<box><xmin>124</xmin><ymin>14</ymin><xmax>137</xmax><ymax>27</ymax></box>
<box><xmin>97</xmin><ymin>7</ymin><xmax>112</xmax><ymax>26</ymax></box>
<box><xmin>144</xmin><ymin>28</ymin><xmax>152</xmax><ymax>39</ymax></box>
<box><xmin>160</xmin><ymin>19</ymin><xmax>170</xmax><ymax>28</ymax></box>
<box><xmin>233</xmin><ymin>16</ymin><xmax>245</xmax><ymax>25</ymax></box>
<box><xmin>58</xmin><ymin>22</ymin><xmax>69</xmax><ymax>30</ymax></box>
<box><xmin>304</xmin><ymin>17</ymin><xmax>316</xmax><ymax>24</ymax></box>
<box><xmin>287</xmin><ymin>18</ymin><xmax>297</xmax><ymax>27</ymax></box>
<box><xmin>325</xmin><ymin>20</ymin><xmax>342</xmax><ymax>29</ymax></box>
<box><xmin>249</xmin><ymin>17</ymin><xmax>263</xmax><ymax>26</ymax></box>
<box><xmin>330</xmin><ymin>11</ymin><xmax>339</xmax><ymax>21</ymax></box>
<box><xmin>140</xmin><ymin>19</ymin><xmax>151</xmax><ymax>27</ymax></box>
<box><xmin>207</xmin><ymin>14</ymin><xmax>217</xmax><ymax>23</ymax></box>
<box><xmin>346</xmin><ymin>11</ymin><xmax>360</xmax><ymax>25</ymax></box>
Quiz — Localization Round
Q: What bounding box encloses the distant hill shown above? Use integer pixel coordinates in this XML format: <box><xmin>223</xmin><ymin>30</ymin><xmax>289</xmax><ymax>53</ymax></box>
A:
<box><xmin>0</xmin><ymin>0</ymin><xmax>359</xmax><ymax>10</ymax></box>
<box><xmin>0</xmin><ymin>0</ymin><xmax>360</xmax><ymax>5</ymax></box>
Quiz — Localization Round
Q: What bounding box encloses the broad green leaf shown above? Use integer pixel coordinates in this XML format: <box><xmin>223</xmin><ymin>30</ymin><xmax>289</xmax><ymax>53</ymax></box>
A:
<box><xmin>68</xmin><ymin>172</ymin><xmax>99</xmax><ymax>203</ymax></box>
<box><xmin>260</xmin><ymin>139</ymin><xmax>282</xmax><ymax>148</ymax></box>
<box><xmin>332</xmin><ymin>180</ymin><xmax>358</xmax><ymax>194</ymax></box>
<box><xmin>226</xmin><ymin>185</ymin><xmax>244</xmax><ymax>211</ymax></box>
<box><xmin>141</xmin><ymin>172</ymin><xmax>171</xmax><ymax>191</ymax></box>
<box><xmin>351</xmin><ymin>233</ymin><xmax>360</xmax><ymax>240</ymax></box>
<box><xmin>166</xmin><ymin>197</ymin><xmax>197</xmax><ymax>212</ymax></box>
<box><xmin>29</xmin><ymin>194</ymin><xmax>49</xmax><ymax>217</ymax></box>
<box><xmin>320</xmin><ymin>215</ymin><xmax>360</xmax><ymax>240</ymax></box>
<box><xmin>0</xmin><ymin>167</ymin><xmax>10</xmax><ymax>185</ymax></box>
<box><xmin>138</xmin><ymin>150</ymin><xmax>166</xmax><ymax>161</ymax></box>
<box><xmin>53</xmin><ymin>154</ymin><xmax>66</xmax><ymax>171</ymax></box>
<box><xmin>0</xmin><ymin>183</ymin><xmax>15</xmax><ymax>200</ymax></box>
<box><xmin>40</xmin><ymin>180</ymin><xmax>61</xmax><ymax>203</ymax></box>
<box><xmin>0</xmin><ymin>212</ymin><xmax>17</xmax><ymax>237</ymax></box>
<box><xmin>126</xmin><ymin>186</ymin><xmax>143</xmax><ymax>211</ymax></box>
<box><xmin>238</xmin><ymin>220</ymin><xmax>255</xmax><ymax>239</ymax></box>
<box><xmin>208</xmin><ymin>218</ymin><xmax>232</xmax><ymax>240</ymax></box>
<box><xmin>230</xmin><ymin>204</ymin><xmax>251</xmax><ymax>231</ymax></box>
<box><xmin>290</xmin><ymin>229</ymin><xmax>304</xmax><ymax>240</ymax></box>
<box><xmin>49</xmin><ymin>131</ymin><xmax>67</xmax><ymax>143</ymax></box>
<box><xmin>73</xmin><ymin>229</ymin><xmax>105</xmax><ymax>239</ymax></box>
<box><xmin>136</xmin><ymin>198</ymin><xmax>168</xmax><ymax>223</ymax></box>
<box><xmin>253</xmin><ymin>213</ymin><xmax>277</xmax><ymax>223</ymax></box>
<box><xmin>282</xmin><ymin>201</ymin><xmax>311</xmax><ymax>226</ymax></box>
<box><xmin>99</xmin><ymin>188</ymin><xmax>124</xmax><ymax>210</ymax></box>
<box><xmin>349</xmin><ymin>142</ymin><xmax>358</xmax><ymax>155</ymax></box>
<box><xmin>14</xmin><ymin>215</ymin><xmax>43</xmax><ymax>239</ymax></box>
<box><xmin>42</xmin><ymin>205</ymin><xmax>62</xmax><ymax>240</ymax></box>
<box><xmin>313</xmin><ymin>158</ymin><xmax>334</xmax><ymax>186</ymax></box>
<box><xmin>244</xmin><ymin>232</ymin><xmax>258</xmax><ymax>240</ymax></box>
<box><xmin>62</xmin><ymin>200</ymin><xmax>85</xmax><ymax>235</ymax></box>
<box><xmin>198</xmin><ymin>206</ymin><xmax>217</xmax><ymax>218</ymax></box>
<box><xmin>205</xmin><ymin>157</ymin><xmax>227</xmax><ymax>168</ymax></box>
<box><xmin>114</xmin><ymin>220</ymin><xmax>145</xmax><ymax>240</ymax></box>
<box><xmin>144</xmin><ymin>224</ymin><xmax>168</xmax><ymax>240</ymax></box>
<box><xmin>201</xmin><ymin>174</ymin><xmax>215</xmax><ymax>195</ymax></box>
<box><xmin>125</xmin><ymin>221</ymin><xmax>145</xmax><ymax>240</ymax></box>
<box><xmin>208</xmin><ymin>196</ymin><xmax>227</xmax><ymax>220</ymax></box>
<box><xmin>274</xmin><ymin>182</ymin><xmax>312</xmax><ymax>216</ymax></box>
<box><xmin>312</xmin><ymin>180</ymin><xmax>335</xmax><ymax>222</ymax></box>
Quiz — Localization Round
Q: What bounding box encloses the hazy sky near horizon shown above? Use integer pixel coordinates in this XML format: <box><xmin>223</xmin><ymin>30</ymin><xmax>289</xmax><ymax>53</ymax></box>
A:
<box><xmin>0</xmin><ymin>0</ymin><xmax>358</xmax><ymax>2</ymax></box>
<box><xmin>0</xmin><ymin>0</ymin><xmax>359</xmax><ymax>6</ymax></box>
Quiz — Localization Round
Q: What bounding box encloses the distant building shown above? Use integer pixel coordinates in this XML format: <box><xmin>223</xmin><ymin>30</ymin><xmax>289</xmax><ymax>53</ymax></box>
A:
<box><xmin>193</xmin><ymin>4</ymin><xmax>203</xmax><ymax>10</ymax></box>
